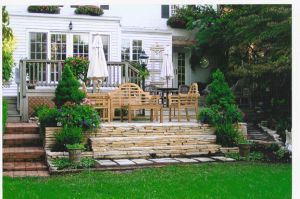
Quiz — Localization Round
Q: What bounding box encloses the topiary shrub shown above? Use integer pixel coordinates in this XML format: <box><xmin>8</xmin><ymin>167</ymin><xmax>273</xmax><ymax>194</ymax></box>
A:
<box><xmin>28</xmin><ymin>6</ymin><xmax>60</xmax><ymax>14</ymax></box>
<box><xmin>65</xmin><ymin>56</ymin><xmax>89</xmax><ymax>83</ymax></box>
<box><xmin>54</xmin><ymin>65</ymin><xmax>86</xmax><ymax>108</ymax></box>
<box><xmin>167</xmin><ymin>16</ymin><xmax>187</xmax><ymax>29</ymax></box>
<box><xmin>57</xmin><ymin>104</ymin><xmax>100</xmax><ymax>131</ymax></box>
<box><xmin>215</xmin><ymin>123</ymin><xmax>242</xmax><ymax>147</ymax></box>
<box><xmin>54</xmin><ymin>127</ymin><xmax>83</xmax><ymax>151</ymax></box>
<box><xmin>75</xmin><ymin>6</ymin><xmax>104</xmax><ymax>16</ymax></box>
<box><xmin>2</xmin><ymin>100</ymin><xmax>8</xmax><ymax>132</ymax></box>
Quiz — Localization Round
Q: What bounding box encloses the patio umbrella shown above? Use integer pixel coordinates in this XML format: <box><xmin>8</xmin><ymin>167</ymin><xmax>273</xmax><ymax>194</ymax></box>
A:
<box><xmin>87</xmin><ymin>35</ymin><xmax>109</xmax><ymax>92</ymax></box>
<box><xmin>160</xmin><ymin>48</ymin><xmax>174</xmax><ymax>88</ymax></box>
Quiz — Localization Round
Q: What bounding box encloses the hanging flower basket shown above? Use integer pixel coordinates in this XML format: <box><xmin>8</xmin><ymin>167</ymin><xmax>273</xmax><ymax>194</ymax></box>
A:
<box><xmin>75</xmin><ymin>6</ymin><xmax>104</xmax><ymax>16</ymax></box>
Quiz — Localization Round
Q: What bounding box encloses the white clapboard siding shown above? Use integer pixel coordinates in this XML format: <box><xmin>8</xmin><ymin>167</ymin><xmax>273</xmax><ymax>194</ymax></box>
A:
<box><xmin>122</xmin><ymin>30</ymin><xmax>172</xmax><ymax>87</ymax></box>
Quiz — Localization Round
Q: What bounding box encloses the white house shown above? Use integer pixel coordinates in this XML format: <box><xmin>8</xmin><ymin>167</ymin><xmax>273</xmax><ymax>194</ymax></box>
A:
<box><xmin>3</xmin><ymin>5</ymin><xmax>213</xmax><ymax>97</ymax></box>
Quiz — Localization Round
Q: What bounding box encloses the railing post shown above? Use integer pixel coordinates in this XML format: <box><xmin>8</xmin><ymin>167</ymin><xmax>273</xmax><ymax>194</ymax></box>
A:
<box><xmin>22</xmin><ymin>61</ymin><xmax>27</xmax><ymax>97</ymax></box>
<box><xmin>58</xmin><ymin>61</ymin><xmax>62</xmax><ymax>82</ymax></box>
<box><xmin>125</xmin><ymin>63</ymin><xmax>129</xmax><ymax>83</ymax></box>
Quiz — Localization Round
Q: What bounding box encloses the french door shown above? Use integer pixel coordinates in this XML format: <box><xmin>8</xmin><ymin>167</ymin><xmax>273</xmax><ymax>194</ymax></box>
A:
<box><xmin>173</xmin><ymin>52</ymin><xmax>186</xmax><ymax>87</ymax></box>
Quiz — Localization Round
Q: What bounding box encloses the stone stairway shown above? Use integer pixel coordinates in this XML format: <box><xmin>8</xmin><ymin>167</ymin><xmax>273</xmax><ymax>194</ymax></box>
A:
<box><xmin>247</xmin><ymin>123</ymin><xmax>274</xmax><ymax>142</ymax></box>
<box><xmin>91</xmin><ymin>123</ymin><xmax>221</xmax><ymax>159</ymax></box>
<box><xmin>3</xmin><ymin>123</ymin><xmax>49</xmax><ymax>177</ymax></box>
<box><xmin>3</xmin><ymin>96</ymin><xmax>21</xmax><ymax>123</ymax></box>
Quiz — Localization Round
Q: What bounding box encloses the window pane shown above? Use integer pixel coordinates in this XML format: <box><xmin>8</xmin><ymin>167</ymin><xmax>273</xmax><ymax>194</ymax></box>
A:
<box><xmin>30</xmin><ymin>32</ymin><xmax>48</xmax><ymax>60</ymax></box>
<box><xmin>73</xmin><ymin>34</ymin><xmax>89</xmax><ymax>58</ymax></box>
<box><xmin>51</xmin><ymin>33</ymin><xmax>67</xmax><ymax>61</ymax></box>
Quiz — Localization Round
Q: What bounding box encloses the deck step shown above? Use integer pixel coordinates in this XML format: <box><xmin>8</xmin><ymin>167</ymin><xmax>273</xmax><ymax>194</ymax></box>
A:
<box><xmin>3</xmin><ymin>134</ymin><xmax>42</xmax><ymax>147</ymax></box>
<box><xmin>5</xmin><ymin>123</ymin><xmax>39</xmax><ymax>134</ymax></box>
<box><xmin>3</xmin><ymin>147</ymin><xmax>45</xmax><ymax>162</ymax></box>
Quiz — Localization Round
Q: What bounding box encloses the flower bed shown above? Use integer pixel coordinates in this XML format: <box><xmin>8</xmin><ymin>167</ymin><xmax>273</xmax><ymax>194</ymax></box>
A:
<box><xmin>28</xmin><ymin>6</ymin><xmax>60</xmax><ymax>14</ymax></box>
<box><xmin>75</xmin><ymin>6</ymin><xmax>104</xmax><ymax>16</ymax></box>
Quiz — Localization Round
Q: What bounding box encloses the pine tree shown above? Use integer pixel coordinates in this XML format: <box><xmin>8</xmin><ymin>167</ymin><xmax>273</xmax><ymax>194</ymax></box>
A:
<box><xmin>54</xmin><ymin>65</ymin><xmax>86</xmax><ymax>107</ymax></box>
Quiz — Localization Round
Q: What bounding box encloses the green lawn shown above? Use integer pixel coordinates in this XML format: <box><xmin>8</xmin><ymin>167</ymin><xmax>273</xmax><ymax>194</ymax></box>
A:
<box><xmin>4</xmin><ymin>162</ymin><xmax>291</xmax><ymax>199</ymax></box>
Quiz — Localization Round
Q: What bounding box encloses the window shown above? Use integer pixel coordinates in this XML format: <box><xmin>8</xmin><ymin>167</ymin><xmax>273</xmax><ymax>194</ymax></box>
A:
<box><xmin>73</xmin><ymin>34</ymin><xmax>89</xmax><ymax>57</ymax></box>
<box><xmin>161</xmin><ymin>5</ymin><xmax>170</xmax><ymax>18</ymax></box>
<box><xmin>100</xmin><ymin>5</ymin><xmax>109</xmax><ymax>10</ymax></box>
<box><xmin>101</xmin><ymin>35</ymin><xmax>109</xmax><ymax>61</ymax></box>
<box><xmin>51</xmin><ymin>34</ymin><xmax>66</xmax><ymax>60</ymax></box>
<box><xmin>177</xmin><ymin>53</ymin><xmax>185</xmax><ymax>87</ymax></box>
<box><xmin>30</xmin><ymin>32</ymin><xmax>47</xmax><ymax>59</ymax></box>
<box><xmin>132</xmin><ymin>40</ymin><xmax>142</xmax><ymax>61</ymax></box>
<box><xmin>121</xmin><ymin>39</ymin><xmax>130</xmax><ymax>62</ymax></box>
<box><xmin>170</xmin><ymin>5</ymin><xmax>180</xmax><ymax>16</ymax></box>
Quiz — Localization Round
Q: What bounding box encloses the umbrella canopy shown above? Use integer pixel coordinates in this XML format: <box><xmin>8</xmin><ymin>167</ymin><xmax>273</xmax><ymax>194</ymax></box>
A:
<box><xmin>160</xmin><ymin>48</ymin><xmax>174</xmax><ymax>87</ymax></box>
<box><xmin>87</xmin><ymin>35</ymin><xmax>109</xmax><ymax>80</ymax></box>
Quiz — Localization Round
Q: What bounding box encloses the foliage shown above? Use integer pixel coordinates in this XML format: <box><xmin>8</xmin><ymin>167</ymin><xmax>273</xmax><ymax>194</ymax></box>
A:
<box><xmin>55</xmin><ymin>127</ymin><xmax>83</xmax><ymax>151</ymax></box>
<box><xmin>52</xmin><ymin>157</ymin><xmax>95</xmax><ymax>170</ymax></box>
<box><xmin>129</xmin><ymin>61</ymin><xmax>150</xmax><ymax>80</ymax></box>
<box><xmin>65</xmin><ymin>56</ymin><xmax>90</xmax><ymax>83</ymax></box>
<box><xmin>263</xmin><ymin>143</ymin><xmax>291</xmax><ymax>163</ymax></box>
<box><xmin>2</xmin><ymin>7</ymin><xmax>15</xmax><ymax>82</ymax></box>
<box><xmin>75</xmin><ymin>6</ymin><xmax>104</xmax><ymax>16</ymax></box>
<box><xmin>167</xmin><ymin>5</ymin><xmax>203</xmax><ymax>29</ymax></box>
<box><xmin>215</xmin><ymin>123</ymin><xmax>242</xmax><ymax>147</ymax></box>
<box><xmin>3</xmin><ymin>163</ymin><xmax>292</xmax><ymax>199</ymax></box>
<box><xmin>187</xmin><ymin>5</ymin><xmax>291</xmax><ymax>122</ymax></box>
<box><xmin>2</xmin><ymin>100</ymin><xmax>8</xmax><ymax>132</ymax></box>
<box><xmin>66</xmin><ymin>143</ymin><xmax>85</xmax><ymax>150</ymax></box>
<box><xmin>57</xmin><ymin>104</ymin><xmax>100</xmax><ymax>131</ymax></box>
<box><xmin>226</xmin><ymin>152</ymin><xmax>264</xmax><ymax>161</ymax></box>
<box><xmin>198</xmin><ymin>70</ymin><xmax>242</xmax><ymax>125</ymax></box>
<box><xmin>36</xmin><ymin>106</ymin><xmax>58</xmax><ymax>134</ymax></box>
<box><xmin>27</xmin><ymin>6</ymin><xmax>60</xmax><ymax>14</ymax></box>
<box><xmin>54</xmin><ymin>65</ymin><xmax>86</xmax><ymax>108</ymax></box>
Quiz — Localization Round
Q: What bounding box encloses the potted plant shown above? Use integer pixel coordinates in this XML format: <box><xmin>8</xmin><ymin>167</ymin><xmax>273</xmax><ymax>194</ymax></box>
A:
<box><xmin>66</xmin><ymin>143</ymin><xmax>85</xmax><ymax>163</ymax></box>
<box><xmin>238</xmin><ymin>138</ymin><xmax>252</xmax><ymax>157</ymax></box>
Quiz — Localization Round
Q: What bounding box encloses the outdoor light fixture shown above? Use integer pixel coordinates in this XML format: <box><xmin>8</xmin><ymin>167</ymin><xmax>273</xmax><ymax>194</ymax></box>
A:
<box><xmin>139</xmin><ymin>50</ymin><xmax>149</xmax><ymax>67</ymax></box>
<box><xmin>69</xmin><ymin>21</ymin><xmax>73</xmax><ymax>31</ymax></box>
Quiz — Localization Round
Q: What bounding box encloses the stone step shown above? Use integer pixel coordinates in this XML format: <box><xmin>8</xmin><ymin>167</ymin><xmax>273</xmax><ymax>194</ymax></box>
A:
<box><xmin>3</xmin><ymin>134</ymin><xmax>42</xmax><ymax>147</ymax></box>
<box><xmin>3</xmin><ymin>96</ymin><xmax>17</xmax><ymax>104</ymax></box>
<box><xmin>3</xmin><ymin>161</ymin><xmax>48</xmax><ymax>171</ymax></box>
<box><xmin>3</xmin><ymin>170</ymin><xmax>49</xmax><ymax>177</ymax></box>
<box><xmin>5</xmin><ymin>123</ymin><xmax>39</xmax><ymax>134</ymax></box>
<box><xmin>3</xmin><ymin>147</ymin><xmax>45</xmax><ymax>162</ymax></box>
<box><xmin>93</xmin><ymin>144</ymin><xmax>221</xmax><ymax>159</ymax></box>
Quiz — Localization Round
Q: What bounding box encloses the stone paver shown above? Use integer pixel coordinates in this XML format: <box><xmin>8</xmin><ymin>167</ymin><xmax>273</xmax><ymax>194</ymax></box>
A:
<box><xmin>174</xmin><ymin>158</ymin><xmax>198</xmax><ymax>163</ymax></box>
<box><xmin>96</xmin><ymin>160</ymin><xmax>118</xmax><ymax>166</ymax></box>
<box><xmin>131</xmin><ymin>159</ymin><xmax>154</xmax><ymax>165</ymax></box>
<box><xmin>114</xmin><ymin>159</ymin><xmax>136</xmax><ymax>166</ymax></box>
<box><xmin>148</xmin><ymin>158</ymin><xmax>179</xmax><ymax>164</ymax></box>
<box><xmin>192</xmin><ymin>157</ymin><xmax>216</xmax><ymax>162</ymax></box>
<box><xmin>211</xmin><ymin>156</ymin><xmax>236</xmax><ymax>162</ymax></box>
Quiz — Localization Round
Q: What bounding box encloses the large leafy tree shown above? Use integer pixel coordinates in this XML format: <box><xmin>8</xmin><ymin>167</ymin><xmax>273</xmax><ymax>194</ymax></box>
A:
<box><xmin>2</xmin><ymin>6</ymin><xmax>15</xmax><ymax>82</ymax></box>
<box><xmin>182</xmin><ymin>5</ymin><xmax>291</xmax><ymax>118</ymax></box>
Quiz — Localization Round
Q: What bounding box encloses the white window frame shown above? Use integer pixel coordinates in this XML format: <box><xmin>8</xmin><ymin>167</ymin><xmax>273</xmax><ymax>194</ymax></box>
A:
<box><xmin>90</xmin><ymin>32</ymin><xmax>111</xmax><ymax>61</ymax></box>
<box><xmin>120</xmin><ymin>38</ymin><xmax>144</xmax><ymax>62</ymax></box>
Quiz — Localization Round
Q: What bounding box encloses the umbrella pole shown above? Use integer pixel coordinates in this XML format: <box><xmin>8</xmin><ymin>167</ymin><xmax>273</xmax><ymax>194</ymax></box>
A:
<box><xmin>93</xmin><ymin>79</ymin><xmax>97</xmax><ymax>93</ymax></box>
<box><xmin>167</xmin><ymin>77</ymin><xmax>169</xmax><ymax>88</ymax></box>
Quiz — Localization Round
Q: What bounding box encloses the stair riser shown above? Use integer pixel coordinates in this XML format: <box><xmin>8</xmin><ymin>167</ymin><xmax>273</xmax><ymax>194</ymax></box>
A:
<box><xmin>4</xmin><ymin>153</ymin><xmax>45</xmax><ymax>162</ymax></box>
<box><xmin>5</xmin><ymin>127</ymin><xmax>39</xmax><ymax>134</ymax></box>
<box><xmin>3</xmin><ymin>166</ymin><xmax>48</xmax><ymax>172</ymax></box>
<box><xmin>4</xmin><ymin>139</ymin><xmax>42</xmax><ymax>147</ymax></box>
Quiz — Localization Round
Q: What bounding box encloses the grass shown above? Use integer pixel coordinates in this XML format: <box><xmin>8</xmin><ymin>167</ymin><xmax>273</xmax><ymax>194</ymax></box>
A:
<box><xmin>4</xmin><ymin>162</ymin><xmax>291</xmax><ymax>199</ymax></box>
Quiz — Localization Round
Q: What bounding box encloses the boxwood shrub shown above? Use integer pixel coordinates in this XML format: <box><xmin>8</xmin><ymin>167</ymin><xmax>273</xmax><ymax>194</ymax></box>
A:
<box><xmin>28</xmin><ymin>6</ymin><xmax>60</xmax><ymax>14</ymax></box>
<box><xmin>75</xmin><ymin>6</ymin><xmax>104</xmax><ymax>16</ymax></box>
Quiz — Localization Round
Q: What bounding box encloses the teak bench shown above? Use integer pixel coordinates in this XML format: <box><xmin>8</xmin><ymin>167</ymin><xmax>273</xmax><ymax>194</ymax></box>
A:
<box><xmin>109</xmin><ymin>83</ymin><xmax>163</xmax><ymax>123</ymax></box>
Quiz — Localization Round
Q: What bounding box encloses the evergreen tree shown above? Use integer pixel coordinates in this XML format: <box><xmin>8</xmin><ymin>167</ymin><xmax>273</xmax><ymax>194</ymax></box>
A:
<box><xmin>54</xmin><ymin>65</ymin><xmax>86</xmax><ymax>107</ymax></box>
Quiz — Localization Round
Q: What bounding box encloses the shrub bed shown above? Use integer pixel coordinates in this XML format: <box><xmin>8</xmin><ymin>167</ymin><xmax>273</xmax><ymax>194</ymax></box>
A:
<box><xmin>28</xmin><ymin>6</ymin><xmax>60</xmax><ymax>14</ymax></box>
<box><xmin>75</xmin><ymin>6</ymin><xmax>104</xmax><ymax>16</ymax></box>
<box><xmin>52</xmin><ymin>157</ymin><xmax>95</xmax><ymax>170</ymax></box>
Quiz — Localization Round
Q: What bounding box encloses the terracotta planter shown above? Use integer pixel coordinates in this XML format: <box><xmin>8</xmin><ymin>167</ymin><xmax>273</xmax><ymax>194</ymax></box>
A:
<box><xmin>238</xmin><ymin>144</ymin><xmax>251</xmax><ymax>157</ymax></box>
<box><xmin>68</xmin><ymin>149</ymin><xmax>83</xmax><ymax>163</ymax></box>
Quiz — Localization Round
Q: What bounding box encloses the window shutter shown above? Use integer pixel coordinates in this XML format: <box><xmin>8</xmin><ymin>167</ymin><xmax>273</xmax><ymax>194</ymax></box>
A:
<box><xmin>100</xmin><ymin>5</ymin><xmax>109</xmax><ymax>10</ymax></box>
<box><xmin>161</xmin><ymin>5</ymin><xmax>169</xmax><ymax>18</ymax></box>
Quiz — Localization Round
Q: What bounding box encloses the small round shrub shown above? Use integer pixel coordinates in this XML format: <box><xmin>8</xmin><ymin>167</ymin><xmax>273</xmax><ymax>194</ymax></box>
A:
<box><xmin>215</xmin><ymin>124</ymin><xmax>242</xmax><ymax>147</ymax></box>
<box><xmin>65</xmin><ymin>56</ymin><xmax>89</xmax><ymax>83</ymax></box>
<box><xmin>75</xmin><ymin>6</ymin><xmax>104</xmax><ymax>16</ymax></box>
<box><xmin>55</xmin><ymin>127</ymin><xmax>83</xmax><ymax>151</ymax></box>
<box><xmin>57</xmin><ymin>104</ymin><xmax>100</xmax><ymax>131</ymax></box>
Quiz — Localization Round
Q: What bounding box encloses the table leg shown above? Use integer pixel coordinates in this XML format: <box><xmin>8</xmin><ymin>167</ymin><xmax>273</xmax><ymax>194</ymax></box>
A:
<box><xmin>121</xmin><ymin>108</ymin><xmax>124</xmax><ymax>122</ymax></box>
<box><xmin>128</xmin><ymin>107</ymin><xmax>131</xmax><ymax>123</ymax></box>
<box><xmin>160</xmin><ymin>107</ymin><xmax>163</xmax><ymax>123</ymax></box>
<box><xmin>150</xmin><ymin>109</ymin><xmax>153</xmax><ymax>122</ymax></box>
